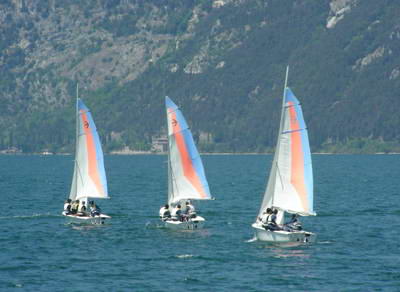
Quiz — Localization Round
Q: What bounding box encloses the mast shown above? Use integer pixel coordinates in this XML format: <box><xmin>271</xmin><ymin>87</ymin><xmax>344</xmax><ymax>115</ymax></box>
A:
<box><xmin>263</xmin><ymin>66</ymin><xmax>315</xmax><ymax>217</ymax></box>
<box><xmin>167</xmin><ymin>109</ymin><xmax>172</xmax><ymax>204</ymax></box>
<box><xmin>271</xmin><ymin>66</ymin><xmax>289</xmax><ymax>207</ymax></box>
<box><xmin>75</xmin><ymin>83</ymin><xmax>79</xmax><ymax>199</ymax></box>
<box><xmin>257</xmin><ymin>66</ymin><xmax>290</xmax><ymax>218</ymax></box>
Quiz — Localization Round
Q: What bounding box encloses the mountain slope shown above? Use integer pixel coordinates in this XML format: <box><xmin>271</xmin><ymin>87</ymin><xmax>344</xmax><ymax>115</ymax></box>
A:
<box><xmin>1</xmin><ymin>0</ymin><xmax>399</xmax><ymax>153</ymax></box>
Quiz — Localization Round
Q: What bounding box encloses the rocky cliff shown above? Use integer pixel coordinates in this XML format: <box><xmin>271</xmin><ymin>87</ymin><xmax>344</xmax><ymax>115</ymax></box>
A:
<box><xmin>1</xmin><ymin>0</ymin><xmax>399</xmax><ymax>153</ymax></box>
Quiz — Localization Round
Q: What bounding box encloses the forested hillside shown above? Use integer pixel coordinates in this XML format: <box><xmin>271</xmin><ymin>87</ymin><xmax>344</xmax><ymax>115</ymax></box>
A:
<box><xmin>1</xmin><ymin>0</ymin><xmax>400</xmax><ymax>153</ymax></box>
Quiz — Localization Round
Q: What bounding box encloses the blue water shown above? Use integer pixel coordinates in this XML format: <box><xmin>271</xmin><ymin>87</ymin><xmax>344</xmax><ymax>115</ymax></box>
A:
<box><xmin>0</xmin><ymin>155</ymin><xmax>399</xmax><ymax>291</ymax></box>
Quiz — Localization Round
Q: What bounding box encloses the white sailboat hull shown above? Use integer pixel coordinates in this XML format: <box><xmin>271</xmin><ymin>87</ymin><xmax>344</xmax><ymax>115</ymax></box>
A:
<box><xmin>63</xmin><ymin>212</ymin><xmax>111</xmax><ymax>225</ymax></box>
<box><xmin>252</xmin><ymin>223</ymin><xmax>316</xmax><ymax>243</ymax></box>
<box><xmin>164</xmin><ymin>216</ymin><xmax>205</xmax><ymax>230</ymax></box>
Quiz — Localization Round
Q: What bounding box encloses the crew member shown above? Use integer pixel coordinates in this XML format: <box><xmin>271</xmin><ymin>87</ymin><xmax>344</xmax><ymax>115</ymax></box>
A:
<box><xmin>70</xmin><ymin>200</ymin><xmax>80</xmax><ymax>215</ymax></box>
<box><xmin>63</xmin><ymin>199</ymin><xmax>72</xmax><ymax>214</ymax></box>
<box><xmin>172</xmin><ymin>204</ymin><xmax>184</xmax><ymax>222</ymax></box>
<box><xmin>77</xmin><ymin>201</ymin><xmax>87</xmax><ymax>216</ymax></box>
<box><xmin>90</xmin><ymin>201</ymin><xmax>101</xmax><ymax>217</ymax></box>
<box><xmin>285</xmin><ymin>214</ymin><xmax>302</xmax><ymax>231</ymax></box>
<box><xmin>184</xmin><ymin>201</ymin><xmax>196</xmax><ymax>218</ymax></box>
<box><xmin>159</xmin><ymin>204</ymin><xmax>171</xmax><ymax>221</ymax></box>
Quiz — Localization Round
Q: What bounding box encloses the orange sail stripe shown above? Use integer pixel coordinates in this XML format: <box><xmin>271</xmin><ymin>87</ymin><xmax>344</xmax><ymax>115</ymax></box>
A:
<box><xmin>81</xmin><ymin>111</ymin><xmax>104</xmax><ymax>196</ymax></box>
<box><xmin>170</xmin><ymin>112</ymin><xmax>206</xmax><ymax>198</ymax></box>
<box><xmin>288</xmin><ymin>104</ymin><xmax>308</xmax><ymax>210</ymax></box>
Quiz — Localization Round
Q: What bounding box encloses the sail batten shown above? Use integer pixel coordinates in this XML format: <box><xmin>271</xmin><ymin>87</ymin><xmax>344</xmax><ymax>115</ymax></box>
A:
<box><xmin>282</xmin><ymin>128</ymin><xmax>305</xmax><ymax>134</ymax></box>
<box><xmin>165</xmin><ymin>96</ymin><xmax>212</xmax><ymax>205</ymax></box>
<box><xmin>69</xmin><ymin>98</ymin><xmax>108</xmax><ymax>201</ymax></box>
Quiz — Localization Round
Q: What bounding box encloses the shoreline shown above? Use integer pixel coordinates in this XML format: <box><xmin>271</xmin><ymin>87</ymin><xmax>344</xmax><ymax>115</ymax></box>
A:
<box><xmin>1</xmin><ymin>152</ymin><xmax>399</xmax><ymax>156</ymax></box>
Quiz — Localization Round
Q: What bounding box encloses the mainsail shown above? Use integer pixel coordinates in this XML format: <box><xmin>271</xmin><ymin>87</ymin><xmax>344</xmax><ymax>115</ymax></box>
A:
<box><xmin>258</xmin><ymin>68</ymin><xmax>314</xmax><ymax>217</ymax></box>
<box><xmin>165</xmin><ymin>96</ymin><xmax>212</xmax><ymax>205</ymax></box>
<box><xmin>69</xmin><ymin>99</ymin><xmax>108</xmax><ymax>201</ymax></box>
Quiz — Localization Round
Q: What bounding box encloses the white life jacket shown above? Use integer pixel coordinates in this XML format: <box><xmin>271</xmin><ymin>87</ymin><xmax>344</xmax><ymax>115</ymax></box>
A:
<box><xmin>159</xmin><ymin>207</ymin><xmax>167</xmax><ymax>217</ymax></box>
<box><xmin>63</xmin><ymin>203</ymin><xmax>70</xmax><ymax>211</ymax></box>
<box><xmin>260</xmin><ymin>213</ymin><xmax>269</xmax><ymax>224</ymax></box>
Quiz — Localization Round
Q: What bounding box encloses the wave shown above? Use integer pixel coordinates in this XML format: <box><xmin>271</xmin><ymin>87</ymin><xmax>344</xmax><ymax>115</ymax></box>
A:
<box><xmin>246</xmin><ymin>236</ymin><xmax>257</xmax><ymax>243</ymax></box>
<box><xmin>175</xmin><ymin>254</ymin><xmax>194</xmax><ymax>259</ymax></box>
<box><xmin>0</xmin><ymin>213</ymin><xmax>58</xmax><ymax>220</ymax></box>
<box><xmin>145</xmin><ymin>221</ymin><xmax>165</xmax><ymax>229</ymax></box>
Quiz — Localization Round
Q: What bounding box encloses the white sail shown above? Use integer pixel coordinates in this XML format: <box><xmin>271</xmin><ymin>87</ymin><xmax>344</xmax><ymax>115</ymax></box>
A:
<box><xmin>258</xmin><ymin>67</ymin><xmax>315</xmax><ymax>218</ymax></box>
<box><xmin>69</xmin><ymin>99</ymin><xmax>108</xmax><ymax>201</ymax></box>
<box><xmin>69</xmin><ymin>163</ymin><xmax>78</xmax><ymax>201</ymax></box>
<box><xmin>165</xmin><ymin>96</ymin><xmax>212</xmax><ymax>205</ymax></box>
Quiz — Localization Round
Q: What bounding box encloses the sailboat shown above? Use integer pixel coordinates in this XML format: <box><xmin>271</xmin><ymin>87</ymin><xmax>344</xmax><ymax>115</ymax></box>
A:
<box><xmin>62</xmin><ymin>86</ymin><xmax>111</xmax><ymax>224</ymax></box>
<box><xmin>252</xmin><ymin>67</ymin><xmax>316</xmax><ymax>243</ymax></box>
<box><xmin>162</xmin><ymin>96</ymin><xmax>213</xmax><ymax>230</ymax></box>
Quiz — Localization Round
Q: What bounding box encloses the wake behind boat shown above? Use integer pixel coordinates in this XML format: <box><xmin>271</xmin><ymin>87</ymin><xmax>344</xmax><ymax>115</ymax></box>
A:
<box><xmin>252</xmin><ymin>67</ymin><xmax>316</xmax><ymax>243</ymax></box>
<box><xmin>62</xmin><ymin>86</ymin><xmax>111</xmax><ymax>225</ymax></box>
<box><xmin>159</xmin><ymin>96</ymin><xmax>214</xmax><ymax>230</ymax></box>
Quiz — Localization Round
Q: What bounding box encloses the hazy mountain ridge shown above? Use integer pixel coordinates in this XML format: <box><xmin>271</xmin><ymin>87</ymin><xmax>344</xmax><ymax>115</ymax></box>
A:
<box><xmin>1</xmin><ymin>0</ymin><xmax>399</xmax><ymax>153</ymax></box>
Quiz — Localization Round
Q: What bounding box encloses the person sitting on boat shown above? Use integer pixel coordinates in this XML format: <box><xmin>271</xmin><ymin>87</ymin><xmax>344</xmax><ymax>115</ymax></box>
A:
<box><xmin>77</xmin><ymin>201</ymin><xmax>88</xmax><ymax>216</ymax></box>
<box><xmin>184</xmin><ymin>201</ymin><xmax>196</xmax><ymax>218</ymax></box>
<box><xmin>70</xmin><ymin>200</ymin><xmax>80</xmax><ymax>215</ymax></box>
<box><xmin>285</xmin><ymin>214</ymin><xmax>302</xmax><ymax>231</ymax></box>
<box><xmin>172</xmin><ymin>204</ymin><xmax>185</xmax><ymax>222</ymax></box>
<box><xmin>259</xmin><ymin>208</ymin><xmax>272</xmax><ymax>227</ymax></box>
<box><xmin>90</xmin><ymin>201</ymin><xmax>101</xmax><ymax>217</ymax></box>
<box><xmin>63</xmin><ymin>199</ymin><xmax>72</xmax><ymax>214</ymax></box>
<box><xmin>159</xmin><ymin>204</ymin><xmax>171</xmax><ymax>221</ymax></box>
<box><xmin>262</xmin><ymin>208</ymin><xmax>280</xmax><ymax>231</ymax></box>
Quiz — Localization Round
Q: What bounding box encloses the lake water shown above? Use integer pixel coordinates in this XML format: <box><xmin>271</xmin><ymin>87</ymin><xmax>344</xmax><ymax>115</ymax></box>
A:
<box><xmin>0</xmin><ymin>154</ymin><xmax>399</xmax><ymax>291</ymax></box>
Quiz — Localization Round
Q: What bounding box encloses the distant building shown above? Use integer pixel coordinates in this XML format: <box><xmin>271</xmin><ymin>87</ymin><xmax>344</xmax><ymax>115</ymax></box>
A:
<box><xmin>213</xmin><ymin>0</ymin><xmax>225</xmax><ymax>8</ymax></box>
<box><xmin>0</xmin><ymin>147</ymin><xmax>22</xmax><ymax>154</ymax></box>
<box><xmin>151</xmin><ymin>135</ymin><xmax>168</xmax><ymax>153</ymax></box>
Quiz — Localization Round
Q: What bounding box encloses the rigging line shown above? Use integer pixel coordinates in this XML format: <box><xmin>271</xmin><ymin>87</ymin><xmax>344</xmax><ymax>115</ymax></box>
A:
<box><xmin>276</xmin><ymin>162</ymin><xmax>284</xmax><ymax>191</ymax></box>
<box><xmin>169</xmin><ymin>142</ymin><xmax>180</xmax><ymax>204</ymax></box>
<box><xmin>75</xmin><ymin>160</ymin><xmax>86</xmax><ymax>193</ymax></box>
<box><xmin>171</xmin><ymin>161</ymin><xmax>180</xmax><ymax>204</ymax></box>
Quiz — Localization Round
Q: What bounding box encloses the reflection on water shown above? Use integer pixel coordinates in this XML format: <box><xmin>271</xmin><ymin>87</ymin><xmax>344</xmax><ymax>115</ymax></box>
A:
<box><xmin>1</xmin><ymin>155</ymin><xmax>399</xmax><ymax>291</ymax></box>
<box><xmin>0</xmin><ymin>213</ymin><xmax>56</xmax><ymax>220</ymax></box>
<box><xmin>164</xmin><ymin>227</ymin><xmax>212</xmax><ymax>239</ymax></box>
<box><xmin>269</xmin><ymin>247</ymin><xmax>310</xmax><ymax>259</ymax></box>
<box><xmin>70</xmin><ymin>224</ymin><xmax>109</xmax><ymax>231</ymax></box>
<box><xmin>246</xmin><ymin>236</ymin><xmax>257</xmax><ymax>243</ymax></box>
<box><xmin>256</xmin><ymin>242</ymin><xmax>312</xmax><ymax>259</ymax></box>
